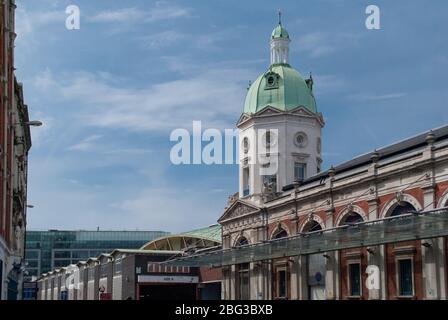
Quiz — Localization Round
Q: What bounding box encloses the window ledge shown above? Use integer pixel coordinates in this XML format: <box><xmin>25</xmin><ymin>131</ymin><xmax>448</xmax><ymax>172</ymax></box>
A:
<box><xmin>392</xmin><ymin>246</ymin><xmax>416</xmax><ymax>255</ymax></box>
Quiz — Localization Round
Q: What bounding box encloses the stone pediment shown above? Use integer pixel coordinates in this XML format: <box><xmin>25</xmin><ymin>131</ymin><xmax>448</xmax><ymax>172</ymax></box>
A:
<box><xmin>254</xmin><ymin>106</ymin><xmax>282</xmax><ymax>117</ymax></box>
<box><xmin>218</xmin><ymin>199</ymin><xmax>261</xmax><ymax>223</ymax></box>
<box><xmin>288</xmin><ymin>106</ymin><xmax>316</xmax><ymax>117</ymax></box>
<box><xmin>236</xmin><ymin>113</ymin><xmax>252</xmax><ymax>126</ymax></box>
<box><xmin>288</xmin><ymin>106</ymin><xmax>325</xmax><ymax>126</ymax></box>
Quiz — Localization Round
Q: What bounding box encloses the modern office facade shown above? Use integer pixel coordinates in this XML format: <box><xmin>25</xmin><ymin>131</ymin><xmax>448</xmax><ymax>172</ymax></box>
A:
<box><xmin>25</xmin><ymin>230</ymin><xmax>169</xmax><ymax>280</ymax></box>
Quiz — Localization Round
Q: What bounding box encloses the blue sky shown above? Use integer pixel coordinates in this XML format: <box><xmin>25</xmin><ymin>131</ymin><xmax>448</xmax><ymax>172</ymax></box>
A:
<box><xmin>16</xmin><ymin>0</ymin><xmax>448</xmax><ymax>232</ymax></box>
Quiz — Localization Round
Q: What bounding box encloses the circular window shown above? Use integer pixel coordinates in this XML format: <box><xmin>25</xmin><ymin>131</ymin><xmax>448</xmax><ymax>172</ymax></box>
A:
<box><xmin>241</xmin><ymin>137</ymin><xmax>249</xmax><ymax>154</ymax></box>
<box><xmin>294</xmin><ymin>132</ymin><xmax>308</xmax><ymax>148</ymax></box>
<box><xmin>267</xmin><ymin>76</ymin><xmax>275</xmax><ymax>86</ymax></box>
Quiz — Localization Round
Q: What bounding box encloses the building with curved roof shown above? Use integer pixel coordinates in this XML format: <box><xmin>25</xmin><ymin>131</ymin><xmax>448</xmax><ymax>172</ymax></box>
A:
<box><xmin>140</xmin><ymin>224</ymin><xmax>221</xmax><ymax>251</ymax></box>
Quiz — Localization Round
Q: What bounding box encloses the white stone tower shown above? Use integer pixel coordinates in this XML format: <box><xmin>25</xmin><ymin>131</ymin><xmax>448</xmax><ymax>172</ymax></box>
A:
<box><xmin>237</xmin><ymin>15</ymin><xmax>324</xmax><ymax>204</ymax></box>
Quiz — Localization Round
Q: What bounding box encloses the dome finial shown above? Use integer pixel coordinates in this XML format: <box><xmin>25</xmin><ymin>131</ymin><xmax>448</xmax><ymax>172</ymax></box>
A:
<box><xmin>278</xmin><ymin>9</ymin><xmax>282</xmax><ymax>25</ymax></box>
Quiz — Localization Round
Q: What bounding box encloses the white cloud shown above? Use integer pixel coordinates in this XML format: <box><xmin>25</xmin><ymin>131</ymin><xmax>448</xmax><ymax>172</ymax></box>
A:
<box><xmin>89</xmin><ymin>7</ymin><xmax>144</xmax><ymax>23</ymax></box>
<box><xmin>348</xmin><ymin>92</ymin><xmax>407</xmax><ymax>101</ymax></box>
<box><xmin>140</xmin><ymin>30</ymin><xmax>188</xmax><ymax>49</ymax></box>
<box><xmin>312</xmin><ymin>74</ymin><xmax>348</xmax><ymax>96</ymax></box>
<box><xmin>15</xmin><ymin>8</ymin><xmax>65</xmax><ymax>38</ymax></box>
<box><xmin>118</xmin><ymin>187</ymin><xmax>225</xmax><ymax>232</ymax></box>
<box><xmin>296</xmin><ymin>32</ymin><xmax>335</xmax><ymax>57</ymax></box>
<box><xmin>295</xmin><ymin>32</ymin><xmax>363</xmax><ymax>58</ymax></box>
<box><xmin>67</xmin><ymin>134</ymin><xmax>102</xmax><ymax>151</ymax></box>
<box><xmin>89</xmin><ymin>1</ymin><xmax>191</xmax><ymax>24</ymax></box>
<box><xmin>31</xmin><ymin>67</ymin><xmax>252</xmax><ymax>132</ymax></box>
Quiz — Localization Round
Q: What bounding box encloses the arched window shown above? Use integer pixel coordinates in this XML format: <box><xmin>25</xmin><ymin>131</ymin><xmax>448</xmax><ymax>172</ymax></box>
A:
<box><xmin>272</xmin><ymin>227</ymin><xmax>288</xmax><ymax>239</ymax></box>
<box><xmin>236</xmin><ymin>237</ymin><xmax>249</xmax><ymax>247</ymax></box>
<box><xmin>390</xmin><ymin>202</ymin><xmax>416</xmax><ymax>217</ymax></box>
<box><xmin>303</xmin><ymin>220</ymin><xmax>322</xmax><ymax>232</ymax></box>
<box><xmin>340</xmin><ymin>212</ymin><xmax>363</xmax><ymax>226</ymax></box>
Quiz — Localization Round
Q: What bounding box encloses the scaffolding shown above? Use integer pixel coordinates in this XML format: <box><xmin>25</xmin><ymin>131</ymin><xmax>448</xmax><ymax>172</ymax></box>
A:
<box><xmin>163</xmin><ymin>208</ymin><xmax>448</xmax><ymax>267</ymax></box>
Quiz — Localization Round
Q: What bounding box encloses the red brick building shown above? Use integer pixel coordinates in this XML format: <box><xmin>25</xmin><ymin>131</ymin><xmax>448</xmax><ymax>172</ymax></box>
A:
<box><xmin>0</xmin><ymin>0</ymin><xmax>32</xmax><ymax>300</ymax></box>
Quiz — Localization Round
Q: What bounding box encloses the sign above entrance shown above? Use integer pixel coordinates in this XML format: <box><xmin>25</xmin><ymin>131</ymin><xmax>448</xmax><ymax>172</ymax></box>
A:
<box><xmin>138</xmin><ymin>275</ymin><xmax>199</xmax><ymax>284</ymax></box>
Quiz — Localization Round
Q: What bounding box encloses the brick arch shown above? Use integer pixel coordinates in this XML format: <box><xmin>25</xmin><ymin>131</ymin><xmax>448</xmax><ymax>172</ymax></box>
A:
<box><xmin>299</xmin><ymin>213</ymin><xmax>325</xmax><ymax>232</ymax></box>
<box><xmin>380</xmin><ymin>193</ymin><xmax>422</xmax><ymax>218</ymax></box>
<box><xmin>269</xmin><ymin>222</ymin><xmax>290</xmax><ymax>239</ymax></box>
<box><xmin>335</xmin><ymin>204</ymin><xmax>368</xmax><ymax>226</ymax></box>
<box><xmin>233</xmin><ymin>232</ymin><xmax>251</xmax><ymax>247</ymax></box>
<box><xmin>437</xmin><ymin>188</ymin><xmax>448</xmax><ymax>208</ymax></box>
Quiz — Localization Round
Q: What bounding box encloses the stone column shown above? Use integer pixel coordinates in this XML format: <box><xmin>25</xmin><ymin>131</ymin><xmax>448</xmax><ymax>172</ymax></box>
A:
<box><xmin>421</xmin><ymin>184</ymin><xmax>446</xmax><ymax>299</ymax></box>
<box><xmin>230</xmin><ymin>265</ymin><xmax>237</xmax><ymax>300</ymax></box>
<box><xmin>289</xmin><ymin>257</ymin><xmax>299</xmax><ymax>300</ymax></box>
<box><xmin>367</xmin><ymin>198</ymin><xmax>384</xmax><ymax>299</ymax></box>
<box><xmin>298</xmin><ymin>255</ymin><xmax>308</xmax><ymax>300</ymax></box>
<box><xmin>324</xmin><ymin>208</ymin><xmax>338</xmax><ymax>300</ymax></box>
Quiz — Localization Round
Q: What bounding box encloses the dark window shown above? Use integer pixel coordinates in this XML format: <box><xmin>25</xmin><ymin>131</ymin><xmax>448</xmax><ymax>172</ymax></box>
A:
<box><xmin>398</xmin><ymin>259</ymin><xmax>413</xmax><ymax>296</ymax></box>
<box><xmin>272</xmin><ymin>228</ymin><xmax>288</xmax><ymax>239</ymax></box>
<box><xmin>236</xmin><ymin>237</ymin><xmax>248</xmax><ymax>247</ymax></box>
<box><xmin>294</xmin><ymin>162</ymin><xmax>306</xmax><ymax>182</ymax></box>
<box><xmin>391</xmin><ymin>203</ymin><xmax>416</xmax><ymax>217</ymax></box>
<box><xmin>341</xmin><ymin>212</ymin><xmax>363</xmax><ymax>225</ymax></box>
<box><xmin>348</xmin><ymin>263</ymin><xmax>361</xmax><ymax>296</ymax></box>
<box><xmin>54</xmin><ymin>251</ymin><xmax>70</xmax><ymax>259</ymax></box>
<box><xmin>277</xmin><ymin>269</ymin><xmax>287</xmax><ymax>299</ymax></box>
<box><xmin>238</xmin><ymin>263</ymin><xmax>250</xmax><ymax>300</ymax></box>
<box><xmin>303</xmin><ymin>221</ymin><xmax>322</xmax><ymax>232</ymax></box>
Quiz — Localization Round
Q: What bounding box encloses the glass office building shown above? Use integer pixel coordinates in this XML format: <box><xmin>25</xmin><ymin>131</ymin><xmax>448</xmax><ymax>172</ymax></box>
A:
<box><xmin>25</xmin><ymin>230</ymin><xmax>169</xmax><ymax>280</ymax></box>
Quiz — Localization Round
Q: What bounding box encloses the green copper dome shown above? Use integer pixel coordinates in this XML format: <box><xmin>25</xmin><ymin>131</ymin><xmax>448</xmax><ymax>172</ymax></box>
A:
<box><xmin>271</xmin><ymin>24</ymin><xmax>289</xmax><ymax>39</ymax></box>
<box><xmin>243</xmin><ymin>64</ymin><xmax>316</xmax><ymax>114</ymax></box>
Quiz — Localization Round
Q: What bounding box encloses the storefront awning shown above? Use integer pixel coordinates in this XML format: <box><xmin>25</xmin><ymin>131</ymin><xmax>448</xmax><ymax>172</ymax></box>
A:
<box><xmin>162</xmin><ymin>208</ymin><xmax>448</xmax><ymax>267</ymax></box>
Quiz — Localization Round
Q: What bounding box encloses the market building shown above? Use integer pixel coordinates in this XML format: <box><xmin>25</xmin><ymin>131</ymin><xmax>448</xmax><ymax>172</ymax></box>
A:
<box><xmin>36</xmin><ymin>225</ymin><xmax>222</xmax><ymax>300</ymax></box>
<box><xmin>163</xmin><ymin>18</ymin><xmax>448</xmax><ymax>300</ymax></box>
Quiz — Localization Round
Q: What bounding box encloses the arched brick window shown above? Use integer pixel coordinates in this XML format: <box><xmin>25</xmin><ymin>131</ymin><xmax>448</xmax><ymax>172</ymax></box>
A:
<box><xmin>389</xmin><ymin>202</ymin><xmax>416</xmax><ymax>217</ymax></box>
<box><xmin>272</xmin><ymin>227</ymin><xmax>288</xmax><ymax>239</ymax></box>
<box><xmin>235</xmin><ymin>236</ymin><xmax>249</xmax><ymax>247</ymax></box>
<box><xmin>302</xmin><ymin>220</ymin><xmax>322</xmax><ymax>232</ymax></box>
<box><xmin>339</xmin><ymin>212</ymin><xmax>364</xmax><ymax>226</ymax></box>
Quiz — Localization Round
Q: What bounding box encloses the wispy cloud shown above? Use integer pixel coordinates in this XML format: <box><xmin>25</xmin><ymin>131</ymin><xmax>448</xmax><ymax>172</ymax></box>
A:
<box><xmin>31</xmin><ymin>67</ymin><xmax>252</xmax><ymax>132</ymax></box>
<box><xmin>140</xmin><ymin>30</ymin><xmax>188</xmax><ymax>49</ymax></box>
<box><xmin>294</xmin><ymin>32</ymin><xmax>363</xmax><ymax>58</ymax></box>
<box><xmin>348</xmin><ymin>92</ymin><xmax>407</xmax><ymax>101</ymax></box>
<box><xmin>89</xmin><ymin>1</ymin><xmax>191</xmax><ymax>24</ymax></box>
<box><xmin>89</xmin><ymin>7</ymin><xmax>144</xmax><ymax>23</ymax></box>
<box><xmin>297</xmin><ymin>32</ymin><xmax>335</xmax><ymax>57</ymax></box>
<box><xmin>68</xmin><ymin>134</ymin><xmax>103</xmax><ymax>151</ymax></box>
<box><xmin>15</xmin><ymin>8</ymin><xmax>65</xmax><ymax>38</ymax></box>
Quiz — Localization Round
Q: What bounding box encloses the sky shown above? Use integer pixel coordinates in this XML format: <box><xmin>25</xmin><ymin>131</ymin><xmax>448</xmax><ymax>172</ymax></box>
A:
<box><xmin>15</xmin><ymin>0</ymin><xmax>448</xmax><ymax>233</ymax></box>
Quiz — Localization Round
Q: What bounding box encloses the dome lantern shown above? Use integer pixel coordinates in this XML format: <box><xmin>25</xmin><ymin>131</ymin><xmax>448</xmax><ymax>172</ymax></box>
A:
<box><xmin>270</xmin><ymin>11</ymin><xmax>290</xmax><ymax>65</ymax></box>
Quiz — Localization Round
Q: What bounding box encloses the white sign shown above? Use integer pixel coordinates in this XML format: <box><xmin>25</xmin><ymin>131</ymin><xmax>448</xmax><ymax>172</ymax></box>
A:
<box><xmin>138</xmin><ymin>275</ymin><xmax>199</xmax><ymax>284</ymax></box>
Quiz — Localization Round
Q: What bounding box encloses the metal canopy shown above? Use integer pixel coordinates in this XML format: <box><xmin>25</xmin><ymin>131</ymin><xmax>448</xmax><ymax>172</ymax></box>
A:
<box><xmin>162</xmin><ymin>208</ymin><xmax>448</xmax><ymax>267</ymax></box>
